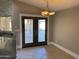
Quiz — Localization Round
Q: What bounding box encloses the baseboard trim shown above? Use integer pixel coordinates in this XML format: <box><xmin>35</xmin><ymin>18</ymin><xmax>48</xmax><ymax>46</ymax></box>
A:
<box><xmin>47</xmin><ymin>42</ymin><xmax>51</xmax><ymax>45</ymax></box>
<box><xmin>50</xmin><ymin>42</ymin><xmax>79</xmax><ymax>59</ymax></box>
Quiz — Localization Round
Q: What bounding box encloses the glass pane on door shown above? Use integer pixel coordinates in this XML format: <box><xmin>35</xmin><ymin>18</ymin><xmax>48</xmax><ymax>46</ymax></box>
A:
<box><xmin>38</xmin><ymin>20</ymin><xmax>46</xmax><ymax>42</ymax></box>
<box><xmin>24</xmin><ymin>19</ymin><xmax>33</xmax><ymax>43</ymax></box>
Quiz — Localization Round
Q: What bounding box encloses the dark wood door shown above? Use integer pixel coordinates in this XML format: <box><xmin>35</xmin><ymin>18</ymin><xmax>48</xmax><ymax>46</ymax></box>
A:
<box><xmin>22</xmin><ymin>16</ymin><xmax>47</xmax><ymax>48</ymax></box>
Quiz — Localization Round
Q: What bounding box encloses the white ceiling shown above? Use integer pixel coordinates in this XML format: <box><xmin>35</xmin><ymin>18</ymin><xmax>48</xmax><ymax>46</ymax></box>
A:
<box><xmin>18</xmin><ymin>0</ymin><xmax>79</xmax><ymax>11</ymax></box>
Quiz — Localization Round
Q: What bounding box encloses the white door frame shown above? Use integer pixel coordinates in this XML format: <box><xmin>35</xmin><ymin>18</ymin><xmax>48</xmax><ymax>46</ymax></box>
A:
<box><xmin>19</xmin><ymin>13</ymin><xmax>50</xmax><ymax>48</ymax></box>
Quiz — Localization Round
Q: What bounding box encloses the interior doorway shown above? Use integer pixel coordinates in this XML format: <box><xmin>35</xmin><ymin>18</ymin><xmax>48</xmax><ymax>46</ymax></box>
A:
<box><xmin>22</xmin><ymin>16</ymin><xmax>47</xmax><ymax>48</ymax></box>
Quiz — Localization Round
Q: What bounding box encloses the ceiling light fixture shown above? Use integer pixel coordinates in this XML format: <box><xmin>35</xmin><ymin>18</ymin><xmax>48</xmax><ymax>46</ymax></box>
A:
<box><xmin>41</xmin><ymin>0</ymin><xmax>55</xmax><ymax>16</ymax></box>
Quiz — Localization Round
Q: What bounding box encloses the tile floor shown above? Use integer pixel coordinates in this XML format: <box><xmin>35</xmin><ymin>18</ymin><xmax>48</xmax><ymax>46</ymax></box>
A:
<box><xmin>16</xmin><ymin>45</ymin><xmax>75</xmax><ymax>59</ymax></box>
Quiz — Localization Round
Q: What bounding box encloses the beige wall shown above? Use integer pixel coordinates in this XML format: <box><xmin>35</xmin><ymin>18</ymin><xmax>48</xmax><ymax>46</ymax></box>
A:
<box><xmin>49</xmin><ymin>16</ymin><xmax>55</xmax><ymax>41</ymax></box>
<box><xmin>14</xmin><ymin>1</ymin><xmax>51</xmax><ymax>47</ymax></box>
<box><xmin>14</xmin><ymin>0</ymin><xmax>43</xmax><ymax>15</ymax></box>
<box><xmin>52</xmin><ymin>6</ymin><xmax>79</xmax><ymax>54</ymax></box>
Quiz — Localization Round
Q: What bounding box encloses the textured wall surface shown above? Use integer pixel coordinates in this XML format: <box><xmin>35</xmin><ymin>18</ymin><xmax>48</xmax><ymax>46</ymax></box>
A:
<box><xmin>52</xmin><ymin>6</ymin><xmax>79</xmax><ymax>54</ymax></box>
<box><xmin>0</xmin><ymin>0</ymin><xmax>16</xmax><ymax>58</ymax></box>
<box><xmin>0</xmin><ymin>0</ymin><xmax>14</xmax><ymax>16</ymax></box>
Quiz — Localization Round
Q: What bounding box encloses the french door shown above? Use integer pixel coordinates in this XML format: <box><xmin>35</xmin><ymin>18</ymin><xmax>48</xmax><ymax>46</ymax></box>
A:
<box><xmin>22</xmin><ymin>16</ymin><xmax>47</xmax><ymax>48</ymax></box>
